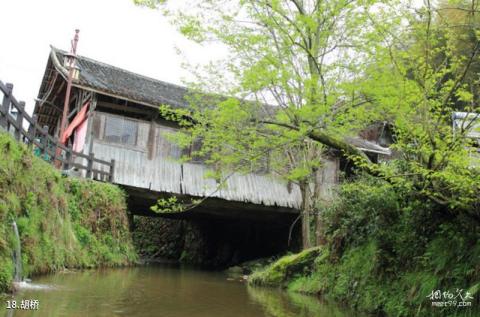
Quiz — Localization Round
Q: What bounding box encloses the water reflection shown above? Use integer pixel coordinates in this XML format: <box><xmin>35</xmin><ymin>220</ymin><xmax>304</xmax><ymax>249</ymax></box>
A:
<box><xmin>3</xmin><ymin>266</ymin><xmax>363</xmax><ymax>317</ymax></box>
<box><xmin>247</xmin><ymin>286</ymin><xmax>360</xmax><ymax>317</ymax></box>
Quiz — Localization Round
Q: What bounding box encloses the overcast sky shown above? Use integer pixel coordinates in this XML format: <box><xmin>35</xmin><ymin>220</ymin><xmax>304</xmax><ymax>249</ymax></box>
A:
<box><xmin>0</xmin><ymin>0</ymin><xmax>224</xmax><ymax>115</ymax></box>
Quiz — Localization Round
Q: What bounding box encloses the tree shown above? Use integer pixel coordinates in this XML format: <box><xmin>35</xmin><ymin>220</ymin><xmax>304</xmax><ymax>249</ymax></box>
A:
<box><xmin>136</xmin><ymin>0</ymin><xmax>480</xmax><ymax>248</ymax></box>
<box><xmin>136</xmin><ymin>0</ymin><xmax>390</xmax><ymax>249</ymax></box>
<box><xmin>355</xmin><ymin>0</ymin><xmax>480</xmax><ymax>214</ymax></box>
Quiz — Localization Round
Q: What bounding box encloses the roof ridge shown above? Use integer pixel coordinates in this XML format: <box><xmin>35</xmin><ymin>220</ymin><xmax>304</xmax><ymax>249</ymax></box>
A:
<box><xmin>51</xmin><ymin>46</ymin><xmax>189</xmax><ymax>91</ymax></box>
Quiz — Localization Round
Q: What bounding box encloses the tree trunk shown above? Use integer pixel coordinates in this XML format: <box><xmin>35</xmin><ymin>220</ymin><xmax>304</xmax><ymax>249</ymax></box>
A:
<box><xmin>302</xmin><ymin>209</ymin><xmax>311</xmax><ymax>249</ymax></box>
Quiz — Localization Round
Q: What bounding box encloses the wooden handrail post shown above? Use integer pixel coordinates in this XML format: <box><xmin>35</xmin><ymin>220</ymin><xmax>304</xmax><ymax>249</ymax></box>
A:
<box><xmin>109</xmin><ymin>159</ymin><xmax>115</xmax><ymax>182</ymax></box>
<box><xmin>40</xmin><ymin>125</ymin><xmax>49</xmax><ymax>158</ymax></box>
<box><xmin>0</xmin><ymin>83</ymin><xmax>13</xmax><ymax>129</ymax></box>
<box><xmin>86</xmin><ymin>152</ymin><xmax>94</xmax><ymax>178</ymax></box>
<box><xmin>29</xmin><ymin>115</ymin><xmax>38</xmax><ymax>149</ymax></box>
<box><xmin>53</xmin><ymin>139</ymin><xmax>61</xmax><ymax>167</ymax></box>
<box><xmin>15</xmin><ymin>101</ymin><xmax>25</xmax><ymax>141</ymax></box>
<box><xmin>63</xmin><ymin>148</ymin><xmax>72</xmax><ymax>170</ymax></box>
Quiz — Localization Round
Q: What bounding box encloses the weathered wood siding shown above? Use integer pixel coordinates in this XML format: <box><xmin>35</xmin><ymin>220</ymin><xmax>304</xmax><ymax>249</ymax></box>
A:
<box><xmin>90</xmin><ymin>111</ymin><xmax>302</xmax><ymax>209</ymax></box>
<box><xmin>316</xmin><ymin>158</ymin><xmax>339</xmax><ymax>201</ymax></box>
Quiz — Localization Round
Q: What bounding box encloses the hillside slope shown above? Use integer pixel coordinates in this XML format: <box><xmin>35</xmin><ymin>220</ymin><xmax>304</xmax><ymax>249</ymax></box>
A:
<box><xmin>0</xmin><ymin>132</ymin><xmax>137</xmax><ymax>292</ymax></box>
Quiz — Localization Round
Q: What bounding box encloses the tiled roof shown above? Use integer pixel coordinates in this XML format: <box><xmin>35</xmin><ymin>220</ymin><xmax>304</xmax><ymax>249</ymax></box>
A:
<box><xmin>52</xmin><ymin>47</ymin><xmax>190</xmax><ymax>108</ymax></box>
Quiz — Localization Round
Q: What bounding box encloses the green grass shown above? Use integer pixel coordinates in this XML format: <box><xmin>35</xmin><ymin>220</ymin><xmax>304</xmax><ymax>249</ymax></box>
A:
<box><xmin>0</xmin><ymin>132</ymin><xmax>137</xmax><ymax>292</ymax></box>
<box><xmin>248</xmin><ymin>177</ymin><xmax>480</xmax><ymax>317</ymax></box>
<box><xmin>250</xmin><ymin>240</ymin><xmax>479</xmax><ymax>316</ymax></box>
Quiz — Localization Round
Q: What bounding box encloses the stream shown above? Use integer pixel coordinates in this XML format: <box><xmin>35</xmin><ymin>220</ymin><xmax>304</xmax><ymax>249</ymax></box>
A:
<box><xmin>3</xmin><ymin>265</ymin><xmax>364</xmax><ymax>317</ymax></box>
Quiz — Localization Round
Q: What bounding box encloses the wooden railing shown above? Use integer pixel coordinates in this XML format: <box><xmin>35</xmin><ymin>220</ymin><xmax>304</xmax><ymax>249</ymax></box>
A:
<box><xmin>0</xmin><ymin>81</ymin><xmax>115</xmax><ymax>182</ymax></box>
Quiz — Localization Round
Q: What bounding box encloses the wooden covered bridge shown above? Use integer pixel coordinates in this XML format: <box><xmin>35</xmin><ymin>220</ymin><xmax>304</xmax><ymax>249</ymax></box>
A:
<box><xmin>1</xmin><ymin>46</ymin><xmax>390</xmax><ymax>223</ymax></box>
<box><xmin>32</xmin><ymin>46</ymin><xmax>307</xmax><ymax>221</ymax></box>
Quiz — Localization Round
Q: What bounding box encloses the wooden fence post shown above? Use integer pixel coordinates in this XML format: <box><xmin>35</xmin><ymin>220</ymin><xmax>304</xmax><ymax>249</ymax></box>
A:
<box><xmin>0</xmin><ymin>83</ymin><xmax>13</xmax><ymax>129</ymax></box>
<box><xmin>29</xmin><ymin>115</ymin><xmax>38</xmax><ymax>149</ymax></box>
<box><xmin>40</xmin><ymin>125</ymin><xmax>49</xmax><ymax>158</ymax></box>
<box><xmin>15</xmin><ymin>101</ymin><xmax>25</xmax><ymax>141</ymax></box>
<box><xmin>86</xmin><ymin>152</ymin><xmax>94</xmax><ymax>178</ymax></box>
<box><xmin>53</xmin><ymin>140</ymin><xmax>61</xmax><ymax>167</ymax></box>
<box><xmin>63</xmin><ymin>148</ymin><xmax>72</xmax><ymax>170</ymax></box>
<box><xmin>109</xmin><ymin>159</ymin><xmax>115</xmax><ymax>182</ymax></box>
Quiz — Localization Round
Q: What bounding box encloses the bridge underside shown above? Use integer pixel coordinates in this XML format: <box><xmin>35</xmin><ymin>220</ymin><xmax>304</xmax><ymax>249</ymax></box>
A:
<box><xmin>125</xmin><ymin>185</ymin><xmax>302</xmax><ymax>265</ymax></box>
<box><xmin>122</xmin><ymin>185</ymin><xmax>299</xmax><ymax>224</ymax></box>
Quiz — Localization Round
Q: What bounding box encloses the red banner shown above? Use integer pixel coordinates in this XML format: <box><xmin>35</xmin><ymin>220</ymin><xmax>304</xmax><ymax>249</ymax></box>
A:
<box><xmin>61</xmin><ymin>102</ymin><xmax>89</xmax><ymax>144</ymax></box>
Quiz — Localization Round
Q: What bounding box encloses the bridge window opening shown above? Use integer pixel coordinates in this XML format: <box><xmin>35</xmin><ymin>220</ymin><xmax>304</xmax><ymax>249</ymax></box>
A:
<box><xmin>156</xmin><ymin>126</ymin><xmax>182</xmax><ymax>159</ymax></box>
<box><xmin>103</xmin><ymin>115</ymin><xmax>138</xmax><ymax>146</ymax></box>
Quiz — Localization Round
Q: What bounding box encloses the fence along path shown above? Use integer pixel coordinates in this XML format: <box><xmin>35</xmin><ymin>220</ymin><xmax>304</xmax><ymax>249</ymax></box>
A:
<box><xmin>0</xmin><ymin>81</ymin><xmax>115</xmax><ymax>182</ymax></box>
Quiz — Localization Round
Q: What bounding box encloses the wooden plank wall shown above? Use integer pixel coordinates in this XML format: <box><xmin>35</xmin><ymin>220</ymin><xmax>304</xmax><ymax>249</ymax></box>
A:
<box><xmin>316</xmin><ymin>158</ymin><xmax>340</xmax><ymax>201</ymax></box>
<box><xmin>90</xmin><ymin>111</ymin><xmax>303</xmax><ymax>209</ymax></box>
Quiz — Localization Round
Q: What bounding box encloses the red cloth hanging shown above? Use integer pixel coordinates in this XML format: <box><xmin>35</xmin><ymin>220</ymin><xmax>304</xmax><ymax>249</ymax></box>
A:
<box><xmin>72</xmin><ymin>118</ymin><xmax>88</xmax><ymax>152</ymax></box>
<box><xmin>61</xmin><ymin>102</ymin><xmax>89</xmax><ymax>144</ymax></box>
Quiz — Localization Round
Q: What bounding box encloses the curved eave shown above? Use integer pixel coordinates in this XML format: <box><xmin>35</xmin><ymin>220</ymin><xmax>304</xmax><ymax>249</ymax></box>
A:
<box><xmin>49</xmin><ymin>46</ymin><xmax>186</xmax><ymax>110</ymax></box>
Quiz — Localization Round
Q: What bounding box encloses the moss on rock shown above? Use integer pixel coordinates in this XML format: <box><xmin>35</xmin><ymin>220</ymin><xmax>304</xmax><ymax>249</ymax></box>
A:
<box><xmin>249</xmin><ymin>247</ymin><xmax>322</xmax><ymax>287</ymax></box>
